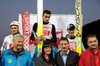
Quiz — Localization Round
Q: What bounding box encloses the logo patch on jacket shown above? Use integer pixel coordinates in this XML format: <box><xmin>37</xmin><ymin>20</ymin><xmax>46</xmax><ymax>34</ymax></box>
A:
<box><xmin>8</xmin><ymin>59</ymin><xmax>12</xmax><ymax>64</ymax></box>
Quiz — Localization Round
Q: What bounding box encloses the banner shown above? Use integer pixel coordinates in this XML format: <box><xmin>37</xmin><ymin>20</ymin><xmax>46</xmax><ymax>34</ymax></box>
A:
<box><xmin>21</xmin><ymin>11</ymin><xmax>30</xmax><ymax>50</ymax></box>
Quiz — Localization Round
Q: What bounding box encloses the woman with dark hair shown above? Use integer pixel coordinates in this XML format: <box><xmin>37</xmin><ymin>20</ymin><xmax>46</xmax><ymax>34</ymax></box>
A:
<box><xmin>34</xmin><ymin>41</ymin><xmax>56</xmax><ymax>66</ymax></box>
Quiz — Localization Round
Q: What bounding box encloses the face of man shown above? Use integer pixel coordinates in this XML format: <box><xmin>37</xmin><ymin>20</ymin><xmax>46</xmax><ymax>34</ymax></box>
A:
<box><xmin>13</xmin><ymin>36</ymin><xmax>24</xmax><ymax>52</ymax></box>
<box><xmin>44</xmin><ymin>46</ymin><xmax>52</xmax><ymax>55</ymax></box>
<box><xmin>43</xmin><ymin>13</ymin><xmax>51</xmax><ymax>23</ymax></box>
<box><xmin>67</xmin><ymin>29</ymin><xmax>75</xmax><ymax>37</ymax></box>
<box><xmin>10</xmin><ymin>25</ymin><xmax>19</xmax><ymax>35</ymax></box>
<box><xmin>60</xmin><ymin>40</ymin><xmax>69</xmax><ymax>53</ymax></box>
<box><xmin>87</xmin><ymin>36</ymin><xmax>98</xmax><ymax>50</ymax></box>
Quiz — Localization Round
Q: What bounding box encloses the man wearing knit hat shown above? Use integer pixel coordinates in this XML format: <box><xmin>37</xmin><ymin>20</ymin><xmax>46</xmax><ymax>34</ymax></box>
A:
<box><xmin>1</xmin><ymin>21</ymin><xmax>20</xmax><ymax>53</ymax></box>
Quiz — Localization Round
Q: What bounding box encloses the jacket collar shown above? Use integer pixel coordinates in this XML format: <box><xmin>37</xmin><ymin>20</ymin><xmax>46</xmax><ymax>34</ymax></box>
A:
<box><xmin>60</xmin><ymin>49</ymin><xmax>70</xmax><ymax>56</ymax></box>
<box><xmin>8</xmin><ymin>48</ymin><xmax>24</xmax><ymax>55</ymax></box>
<box><xmin>43</xmin><ymin>21</ymin><xmax>49</xmax><ymax>24</ymax></box>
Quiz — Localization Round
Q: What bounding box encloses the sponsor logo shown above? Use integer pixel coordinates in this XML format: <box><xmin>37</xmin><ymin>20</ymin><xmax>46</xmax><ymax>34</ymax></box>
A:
<box><xmin>8</xmin><ymin>59</ymin><xmax>12</xmax><ymax>64</ymax></box>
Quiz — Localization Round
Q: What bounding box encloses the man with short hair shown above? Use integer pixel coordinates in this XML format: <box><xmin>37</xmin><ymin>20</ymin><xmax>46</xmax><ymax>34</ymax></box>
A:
<box><xmin>30</xmin><ymin>10</ymin><xmax>56</xmax><ymax>43</ymax></box>
<box><xmin>78</xmin><ymin>34</ymin><xmax>100</xmax><ymax>66</ymax></box>
<box><xmin>66</xmin><ymin>23</ymin><xmax>85</xmax><ymax>51</ymax></box>
<box><xmin>2</xmin><ymin>34</ymin><xmax>32</xmax><ymax>66</ymax></box>
<box><xmin>55</xmin><ymin>37</ymin><xmax>79</xmax><ymax>66</ymax></box>
<box><xmin>30</xmin><ymin>10</ymin><xmax>57</xmax><ymax>59</ymax></box>
<box><xmin>66</xmin><ymin>23</ymin><xmax>76</xmax><ymax>51</ymax></box>
<box><xmin>1</xmin><ymin>21</ymin><xmax>20</xmax><ymax>53</ymax></box>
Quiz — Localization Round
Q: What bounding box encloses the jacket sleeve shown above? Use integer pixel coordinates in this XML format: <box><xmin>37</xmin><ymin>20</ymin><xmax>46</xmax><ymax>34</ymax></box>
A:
<box><xmin>34</xmin><ymin>57</ymin><xmax>42</xmax><ymax>66</ymax></box>
<box><xmin>1</xmin><ymin>37</ymin><xmax>7</xmax><ymax>51</ymax></box>
<box><xmin>27</xmin><ymin>52</ymin><xmax>33</xmax><ymax>66</ymax></box>
<box><xmin>67</xmin><ymin>52</ymin><xmax>79</xmax><ymax>66</ymax></box>
<box><xmin>78</xmin><ymin>54</ymin><xmax>84</xmax><ymax>66</ymax></box>
<box><xmin>1</xmin><ymin>51</ymin><xmax>5</xmax><ymax>66</ymax></box>
<box><xmin>46</xmin><ymin>24</ymin><xmax>57</xmax><ymax>43</ymax></box>
<box><xmin>0</xmin><ymin>56</ymin><xmax>1</xmax><ymax>66</ymax></box>
<box><xmin>30</xmin><ymin>23</ymin><xmax>37</xmax><ymax>40</ymax></box>
<box><xmin>74</xmin><ymin>52</ymin><xmax>80</xmax><ymax>66</ymax></box>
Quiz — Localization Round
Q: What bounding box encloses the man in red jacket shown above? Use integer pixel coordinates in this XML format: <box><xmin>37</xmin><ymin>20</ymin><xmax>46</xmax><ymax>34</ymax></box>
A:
<box><xmin>78</xmin><ymin>34</ymin><xmax>100</xmax><ymax>66</ymax></box>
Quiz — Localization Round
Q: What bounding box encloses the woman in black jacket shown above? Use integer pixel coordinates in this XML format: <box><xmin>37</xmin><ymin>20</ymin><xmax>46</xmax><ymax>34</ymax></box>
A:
<box><xmin>34</xmin><ymin>41</ymin><xmax>56</xmax><ymax>66</ymax></box>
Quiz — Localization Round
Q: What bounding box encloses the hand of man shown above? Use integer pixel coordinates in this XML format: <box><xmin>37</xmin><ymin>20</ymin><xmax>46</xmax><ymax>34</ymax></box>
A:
<box><xmin>35</xmin><ymin>37</ymin><xmax>42</xmax><ymax>43</ymax></box>
<box><xmin>40</xmin><ymin>35</ymin><xmax>46</xmax><ymax>41</ymax></box>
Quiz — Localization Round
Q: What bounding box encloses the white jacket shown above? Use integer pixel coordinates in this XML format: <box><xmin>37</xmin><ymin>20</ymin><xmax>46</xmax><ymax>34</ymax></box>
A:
<box><xmin>1</xmin><ymin>35</ymin><xmax>13</xmax><ymax>51</ymax></box>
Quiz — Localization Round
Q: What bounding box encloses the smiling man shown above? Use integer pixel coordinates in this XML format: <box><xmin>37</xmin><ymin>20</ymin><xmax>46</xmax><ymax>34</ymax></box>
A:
<box><xmin>79</xmin><ymin>34</ymin><xmax>100</xmax><ymax>66</ymax></box>
<box><xmin>1</xmin><ymin>34</ymin><xmax>32</xmax><ymax>66</ymax></box>
<box><xmin>55</xmin><ymin>37</ymin><xmax>79</xmax><ymax>66</ymax></box>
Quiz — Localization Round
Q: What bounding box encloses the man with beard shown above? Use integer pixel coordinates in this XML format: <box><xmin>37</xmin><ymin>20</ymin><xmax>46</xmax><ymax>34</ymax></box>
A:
<box><xmin>55</xmin><ymin>37</ymin><xmax>79</xmax><ymax>66</ymax></box>
<box><xmin>1</xmin><ymin>34</ymin><xmax>32</xmax><ymax>66</ymax></box>
<box><xmin>78</xmin><ymin>34</ymin><xmax>100</xmax><ymax>66</ymax></box>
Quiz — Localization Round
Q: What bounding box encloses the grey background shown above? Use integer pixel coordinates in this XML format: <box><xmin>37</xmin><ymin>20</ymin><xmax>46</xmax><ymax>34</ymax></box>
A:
<box><xmin>0</xmin><ymin>0</ymin><xmax>100</xmax><ymax>47</ymax></box>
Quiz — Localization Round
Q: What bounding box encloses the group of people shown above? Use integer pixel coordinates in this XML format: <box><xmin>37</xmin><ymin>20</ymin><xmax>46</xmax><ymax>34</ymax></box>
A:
<box><xmin>0</xmin><ymin>10</ymin><xmax>100</xmax><ymax>66</ymax></box>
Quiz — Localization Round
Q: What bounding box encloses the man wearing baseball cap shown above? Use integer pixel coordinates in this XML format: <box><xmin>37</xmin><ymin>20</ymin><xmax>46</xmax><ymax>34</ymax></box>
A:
<box><xmin>66</xmin><ymin>23</ymin><xmax>76</xmax><ymax>51</ymax></box>
<box><xmin>66</xmin><ymin>23</ymin><xmax>85</xmax><ymax>52</ymax></box>
<box><xmin>67</xmin><ymin>23</ymin><xmax>75</xmax><ymax>30</ymax></box>
<box><xmin>1</xmin><ymin>21</ymin><xmax>20</xmax><ymax>53</ymax></box>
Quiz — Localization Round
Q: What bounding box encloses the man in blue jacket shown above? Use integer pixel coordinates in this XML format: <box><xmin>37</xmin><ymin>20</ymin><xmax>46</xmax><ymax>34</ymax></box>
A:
<box><xmin>2</xmin><ymin>34</ymin><xmax>33</xmax><ymax>66</ymax></box>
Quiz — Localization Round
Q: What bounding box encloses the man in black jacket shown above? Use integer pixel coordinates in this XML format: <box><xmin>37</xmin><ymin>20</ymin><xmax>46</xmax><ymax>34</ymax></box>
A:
<box><xmin>30</xmin><ymin>10</ymin><xmax>56</xmax><ymax>43</ymax></box>
<box><xmin>55</xmin><ymin>37</ymin><xmax>79</xmax><ymax>66</ymax></box>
